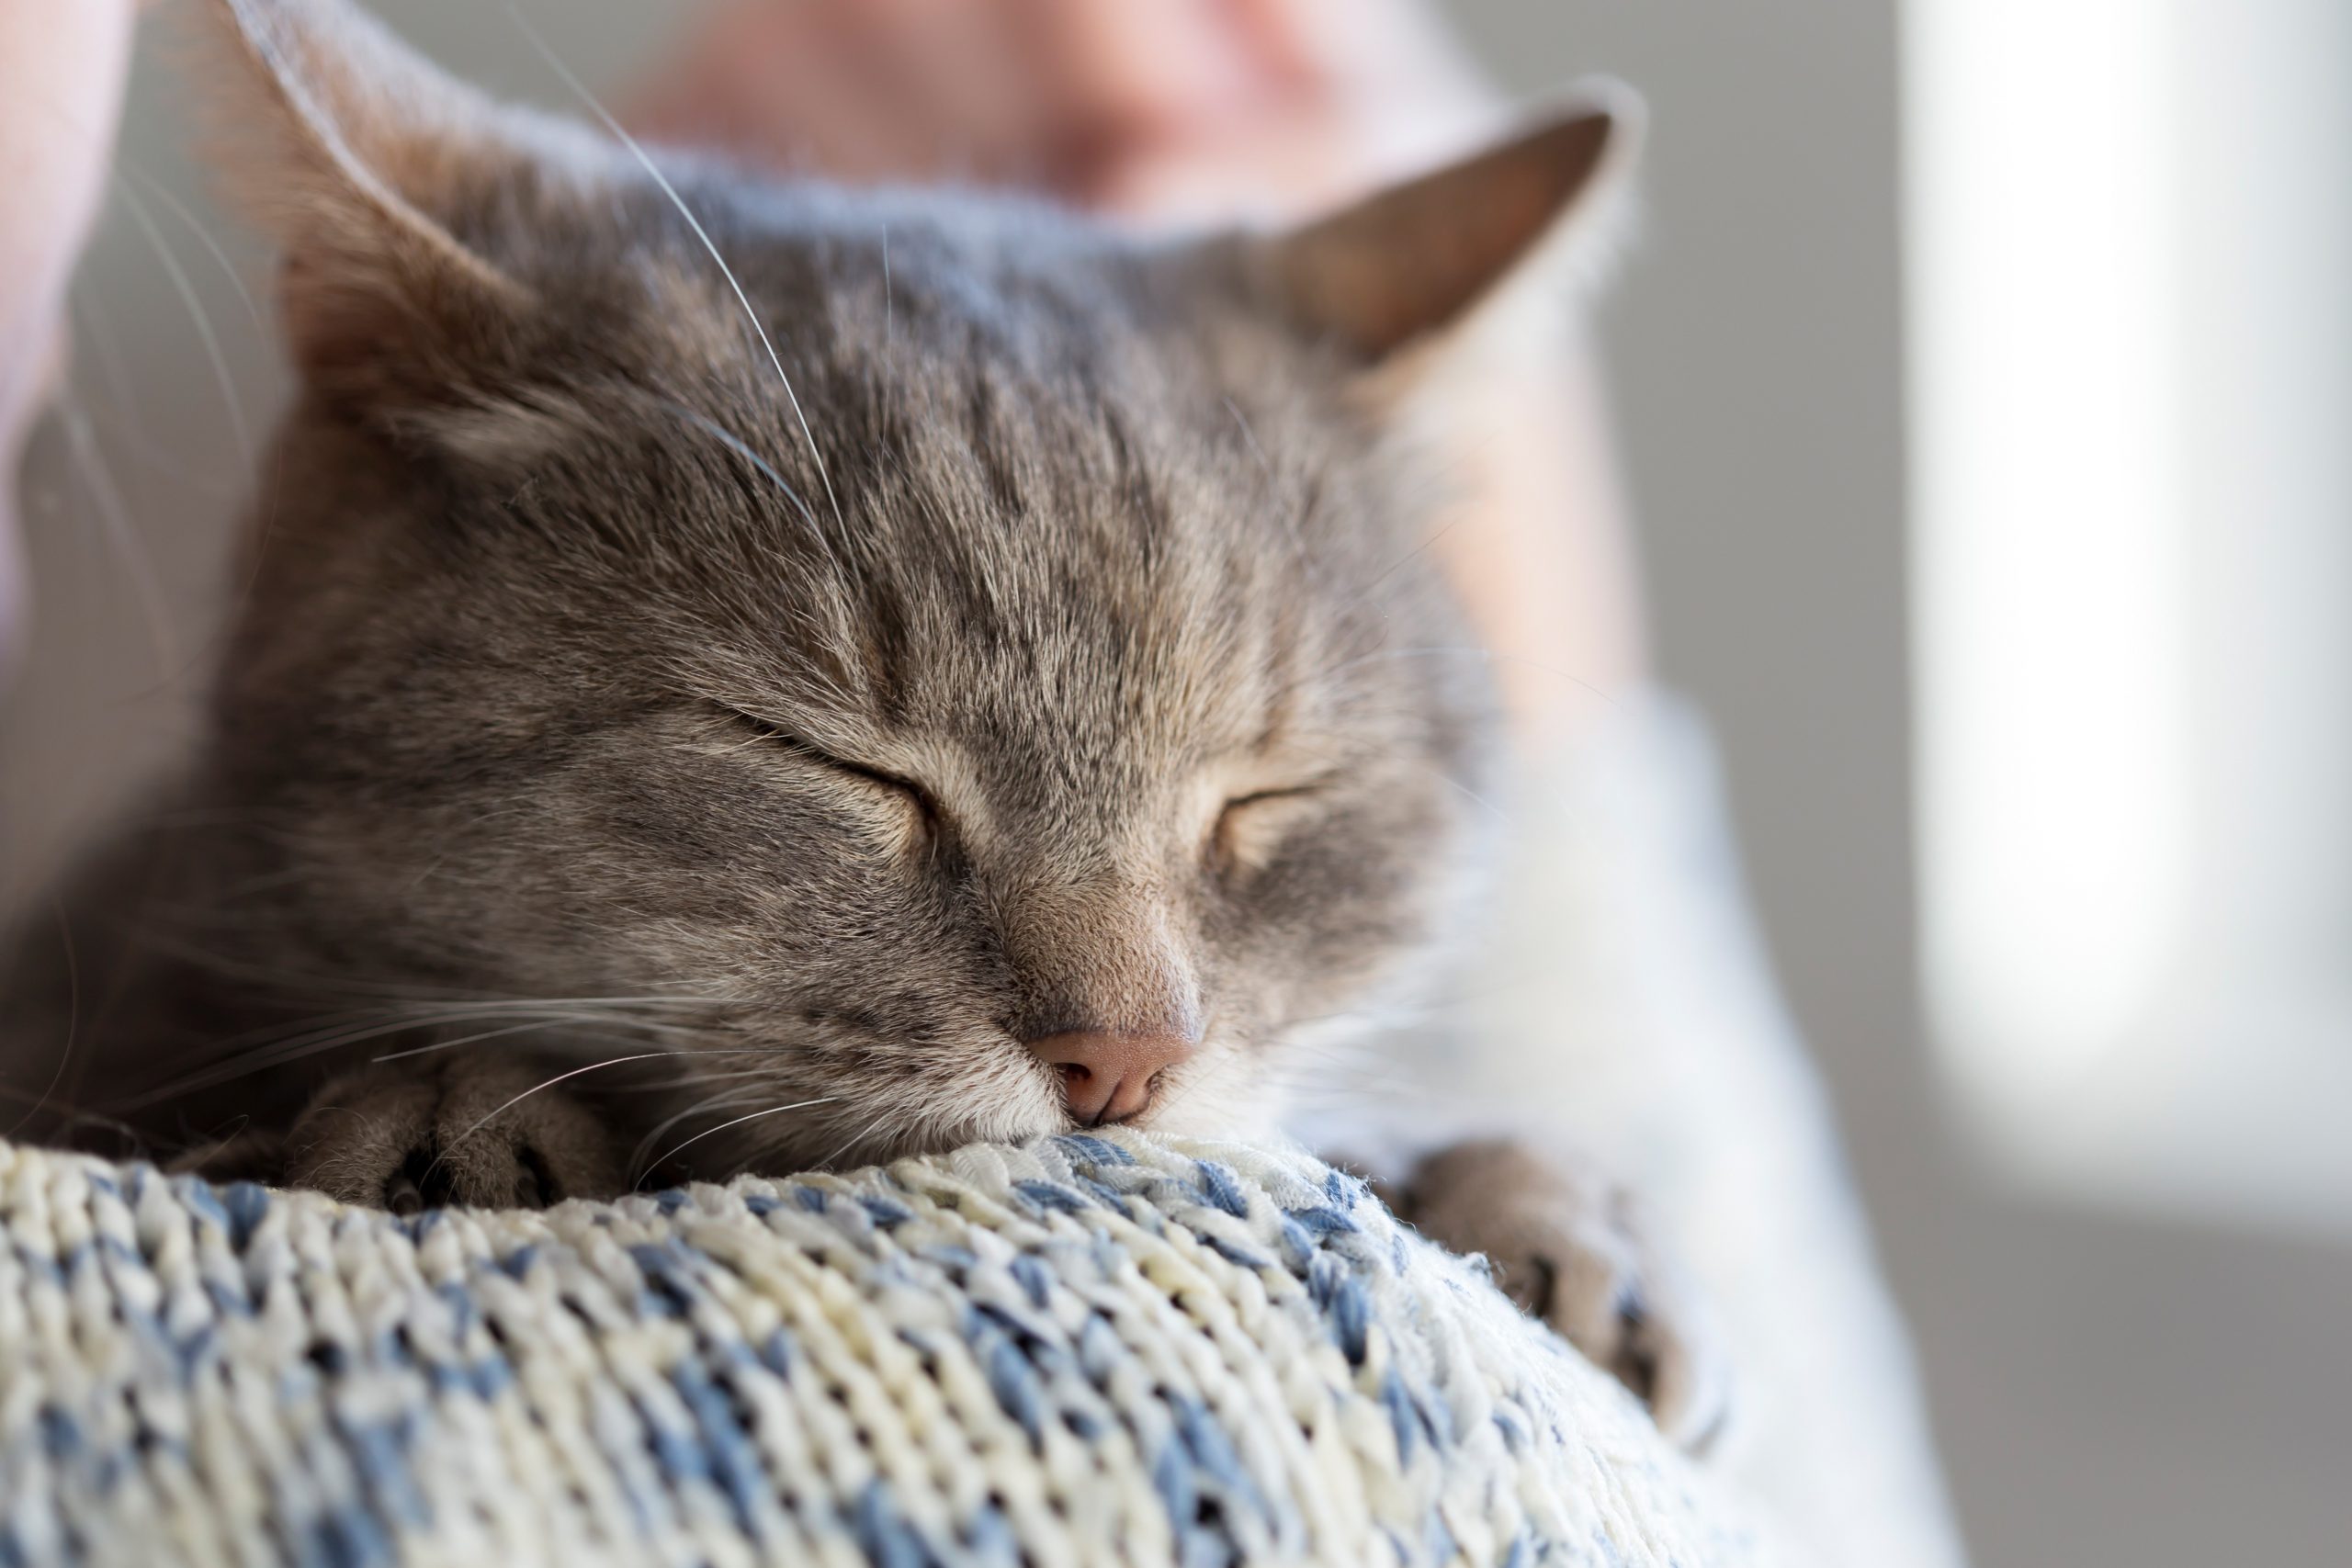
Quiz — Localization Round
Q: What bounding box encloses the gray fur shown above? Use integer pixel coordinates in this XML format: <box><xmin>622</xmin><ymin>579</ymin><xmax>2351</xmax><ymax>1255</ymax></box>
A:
<box><xmin>1</xmin><ymin>6</ymin><xmax>1542</xmax><ymax>1189</ymax></box>
<box><xmin>4</xmin><ymin>0</ymin><xmax>1701</xmax><ymax>1211</ymax></box>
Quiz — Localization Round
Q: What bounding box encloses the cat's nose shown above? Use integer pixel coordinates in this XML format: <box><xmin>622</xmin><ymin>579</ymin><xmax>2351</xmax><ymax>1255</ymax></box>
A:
<box><xmin>1027</xmin><ymin>1031</ymin><xmax>1194</xmax><ymax>1126</ymax></box>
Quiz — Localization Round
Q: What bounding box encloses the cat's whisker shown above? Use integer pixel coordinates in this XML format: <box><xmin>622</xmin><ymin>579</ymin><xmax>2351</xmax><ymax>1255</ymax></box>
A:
<box><xmin>1307</xmin><ymin>643</ymin><xmax>1489</xmax><ymax>684</ymax></box>
<box><xmin>1350</xmin><ymin>517</ymin><xmax>1460</xmax><ymax>610</ymax></box>
<box><xmin>361</xmin><ymin>1023</ymin><xmax>682</xmax><ymax>1066</ymax></box>
<box><xmin>1260</xmin><ymin>1053</ymin><xmax>1425</xmax><ymax>1098</ymax></box>
<box><xmin>113</xmin><ymin>179</ymin><xmax>252</xmax><ymax>473</ymax></box>
<box><xmin>657</xmin><ymin>400</ymin><xmax>822</xmax><ymax>536</ymax></box>
<box><xmin>67</xmin><ymin>287</ymin><xmax>150</xmax><ymax>449</ymax></box>
<box><xmin>638</xmin><ymin>1097</ymin><xmax>842</xmax><ymax>1190</ymax></box>
<box><xmin>104</xmin><ymin>918</ymin><xmax>731</xmax><ymax>1010</ymax></box>
<box><xmin>1136</xmin><ymin>1055</ymin><xmax>1232</xmax><ymax>1132</ymax></box>
<box><xmin>1222</xmin><ymin>397</ymin><xmax>1276</xmax><ymax>485</ymax></box>
<box><xmin>381</xmin><ymin>993</ymin><xmax>725</xmax><ymax>1012</ymax></box>
<box><xmin>157</xmin><ymin>941</ymin><xmax>733</xmax><ymax>1007</ymax></box>
<box><xmin>3</xmin><ymin>900</ymin><xmax>81</xmax><ymax>1143</ymax></box>
<box><xmin>89</xmin><ymin>172</ymin><xmax>289</xmax><ymax>685</ymax></box>
<box><xmin>62</xmin><ymin>399</ymin><xmax>243</xmax><ymax>498</ymax></box>
<box><xmin>1282</xmin><ymin>731</ymin><xmax>1515</xmax><ymax>829</ymax></box>
<box><xmin>119</xmin><ymin>1003</ymin><xmax>707</xmax><ymax>1110</ymax></box>
<box><xmin>815</xmin><ymin>1106</ymin><xmax>902</xmax><ymax>1173</ymax></box>
<box><xmin>1434</xmin><ymin>773</ymin><xmax>1513</xmax><ymax>826</ymax></box>
<box><xmin>53</xmin><ymin>397</ymin><xmax>176</xmax><ymax>677</ymax></box>
<box><xmin>628</xmin><ymin>1081</ymin><xmax>775</xmax><ymax>1182</ymax></box>
<box><xmin>1297</xmin><ymin>642</ymin><xmax>1621</xmax><ymax>713</ymax></box>
<box><xmin>0</xmin><ymin>1094</ymin><xmax>148</xmax><ymax>1154</ymax></box>
<box><xmin>119</xmin><ymin>164</ymin><xmax>265</xmax><ymax>332</ymax></box>
<box><xmin>424</xmin><ymin>1050</ymin><xmax>752</xmax><ymax>1190</ymax></box>
<box><xmin>503</xmin><ymin>6</ymin><xmax>845</xmax><ymax>536</ymax></box>
<box><xmin>119</xmin><ymin>1015</ymin><xmax>565</xmax><ymax>1108</ymax></box>
<box><xmin>1265</xmin><ymin>1042</ymin><xmax>1396</xmax><ymax>1078</ymax></box>
<box><xmin>1219</xmin><ymin>397</ymin><xmax>1327</xmax><ymax>589</ymax></box>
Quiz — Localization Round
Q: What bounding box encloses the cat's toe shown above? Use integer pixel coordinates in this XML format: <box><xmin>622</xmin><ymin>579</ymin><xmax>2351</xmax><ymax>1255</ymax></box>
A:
<box><xmin>1402</xmin><ymin>1137</ymin><xmax>1736</xmax><ymax>1454</ymax></box>
<box><xmin>425</xmin><ymin>1058</ymin><xmax>626</xmax><ymax>1208</ymax></box>
<box><xmin>1601</xmin><ymin>1255</ymin><xmax>1735</xmax><ymax>1455</ymax></box>
<box><xmin>281</xmin><ymin>1060</ymin><xmax>628</xmax><ymax>1212</ymax></box>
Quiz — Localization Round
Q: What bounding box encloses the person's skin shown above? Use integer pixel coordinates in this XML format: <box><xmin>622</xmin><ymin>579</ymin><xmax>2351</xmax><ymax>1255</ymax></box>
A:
<box><xmin>0</xmin><ymin>0</ymin><xmax>138</xmax><ymax>665</ymax></box>
<box><xmin>0</xmin><ymin>0</ymin><xmax>1646</xmax><ymax>739</ymax></box>
<box><xmin>634</xmin><ymin>0</ymin><xmax>1649</xmax><ymax>741</ymax></box>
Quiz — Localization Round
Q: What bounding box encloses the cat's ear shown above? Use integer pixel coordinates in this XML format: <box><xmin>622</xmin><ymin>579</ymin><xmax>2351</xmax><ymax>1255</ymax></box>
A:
<box><xmin>189</xmin><ymin>0</ymin><xmax>573</xmax><ymax>409</ymax></box>
<box><xmin>1249</xmin><ymin>85</ymin><xmax>1641</xmax><ymax>378</ymax></box>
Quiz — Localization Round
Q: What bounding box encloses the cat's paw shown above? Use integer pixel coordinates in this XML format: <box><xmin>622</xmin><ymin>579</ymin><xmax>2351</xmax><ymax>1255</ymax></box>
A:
<box><xmin>1400</xmin><ymin>1137</ymin><xmax>1734</xmax><ymax>1453</ymax></box>
<box><xmin>280</xmin><ymin>1058</ymin><xmax>629</xmax><ymax>1213</ymax></box>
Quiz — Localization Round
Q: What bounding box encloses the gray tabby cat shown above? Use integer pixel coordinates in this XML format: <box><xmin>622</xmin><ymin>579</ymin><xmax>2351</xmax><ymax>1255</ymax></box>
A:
<box><xmin>2</xmin><ymin>0</ymin><xmax>1724</xmax><ymax>1446</ymax></box>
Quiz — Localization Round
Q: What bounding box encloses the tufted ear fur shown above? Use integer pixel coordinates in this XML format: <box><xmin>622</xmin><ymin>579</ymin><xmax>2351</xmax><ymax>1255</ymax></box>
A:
<box><xmin>1251</xmin><ymin>84</ymin><xmax>1642</xmax><ymax>382</ymax></box>
<box><xmin>187</xmin><ymin>0</ymin><xmax>593</xmax><ymax>412</ymax></box>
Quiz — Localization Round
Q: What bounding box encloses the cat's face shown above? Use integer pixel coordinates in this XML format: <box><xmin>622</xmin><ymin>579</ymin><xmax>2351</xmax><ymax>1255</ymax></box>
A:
<box><xmin>189</xmin><ymin>0</ymin><xmax>1630</xmax><ymax>1173</ymax></box>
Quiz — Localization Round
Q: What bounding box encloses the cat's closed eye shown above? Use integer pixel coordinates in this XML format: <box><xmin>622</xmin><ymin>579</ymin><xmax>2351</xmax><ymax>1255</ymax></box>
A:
<box><xmin>713</xmin><ymin>705</ymin><xmax>944</xmax><ymax>843</ymax></box>
<box><xmin>1211</xmin><ymin>782</ymin><xmax>1333</xmax><ymax>875</ymax></box>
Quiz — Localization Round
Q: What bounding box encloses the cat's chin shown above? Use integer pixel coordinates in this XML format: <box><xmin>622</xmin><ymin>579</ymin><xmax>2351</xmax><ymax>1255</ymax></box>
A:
<box><xmin>723</xmin><ymin>1108</ymin><xmax>1065</xmax><ymax>1177</ymax></box>
<box><xmin>1134</xmin><ymin>1092</ymin><xmax>1289</xmax><ymax>1150</ymax></box>
<box><xmin>742</xmin><ymin>1108</ymin><xmax>1280</xmax><ymax>1176</ymax></box>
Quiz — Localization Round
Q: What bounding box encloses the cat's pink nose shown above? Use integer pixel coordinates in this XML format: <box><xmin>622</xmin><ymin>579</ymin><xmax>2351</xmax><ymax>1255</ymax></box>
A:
<box><xmin>1028</xmin><ymin>1031</ymin><xmax>1193</xmax><ymax>1126</ymax></box>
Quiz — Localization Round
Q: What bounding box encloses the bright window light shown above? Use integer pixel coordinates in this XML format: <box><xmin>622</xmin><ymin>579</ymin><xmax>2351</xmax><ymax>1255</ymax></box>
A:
<box><xmin>1905</xmin><ymin>0</ymin><xmax>2352</xmax><ymax>1232</ymax></box>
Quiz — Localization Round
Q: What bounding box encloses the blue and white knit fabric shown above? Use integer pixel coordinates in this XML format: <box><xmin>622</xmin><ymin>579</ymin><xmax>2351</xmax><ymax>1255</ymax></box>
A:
<box><xmin>0</xmin><ymin>1131</ymin><xmax>1787</xmax><ymax>1567</ymax></box>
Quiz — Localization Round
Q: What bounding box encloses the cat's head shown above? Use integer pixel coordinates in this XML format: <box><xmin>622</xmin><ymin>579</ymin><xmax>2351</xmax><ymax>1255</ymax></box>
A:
<box><xmin>187</xmin><ymin>0</ymin><xmax>1637</xmax><ymax>1172</ymax></box>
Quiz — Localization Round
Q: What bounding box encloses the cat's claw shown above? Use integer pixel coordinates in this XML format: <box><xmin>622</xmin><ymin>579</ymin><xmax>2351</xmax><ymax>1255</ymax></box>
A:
<box><xmin>279</xmin><ymin>1059</ymin><xmax>630</xmax><ymax>1212</ymax></box>
<box><xmin>1398</xmin><ymin>1138</ymin><xmax>1735</xmax><ymax>1454</ymax></box>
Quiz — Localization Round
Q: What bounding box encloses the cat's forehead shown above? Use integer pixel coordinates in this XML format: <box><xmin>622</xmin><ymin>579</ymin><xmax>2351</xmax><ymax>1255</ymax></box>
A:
<box><xmin>617</xmin><ymin>179</ymin><xmax>1194</xmax><ymax>378</ymax></box>
<box><xmin>590</xmin><ymin>195</ymin><xmax>1370</xmax><ymax>673</ymax></box>
<box><xmin>708</xmin><ymin>438</ymin><xmax>1331</xmax><ymax>759</ymax></box>
<box><xmin>401</xmin><ymin>175</ymin><xmax>1422</xmax><ymax>782</ymax></box>
<box><xmin>636</xmin><ymin>359</ymin><xmax>1372</xmax><ymax>795</ymax></box>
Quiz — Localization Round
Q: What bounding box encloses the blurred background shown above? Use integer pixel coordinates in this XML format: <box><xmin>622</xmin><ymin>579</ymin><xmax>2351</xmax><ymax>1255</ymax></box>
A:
<box><xmin>5</xmin><ymin>2</ymin><xmax>2347</xmax><ymax>1561</ymax></box>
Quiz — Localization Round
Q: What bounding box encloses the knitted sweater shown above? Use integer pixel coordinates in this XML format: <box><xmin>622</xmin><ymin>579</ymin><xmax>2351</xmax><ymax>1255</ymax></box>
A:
<box><xmin>0</xmin><ymin>1130</ymin><xmax>1785</xmax><ymax>1568</ymax></box>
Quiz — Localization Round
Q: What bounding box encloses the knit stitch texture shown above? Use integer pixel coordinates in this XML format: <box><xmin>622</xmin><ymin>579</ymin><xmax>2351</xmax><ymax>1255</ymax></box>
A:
<box><xmin>0</xmin><ymin>1131</ymin><xmax>1786</xmax><ymax>1567</ymax></box>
